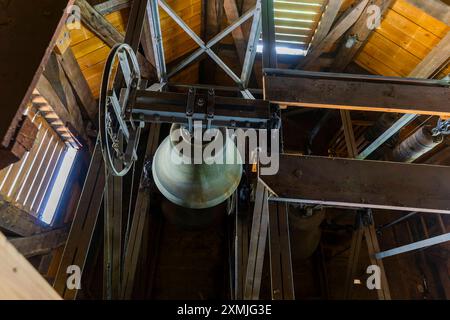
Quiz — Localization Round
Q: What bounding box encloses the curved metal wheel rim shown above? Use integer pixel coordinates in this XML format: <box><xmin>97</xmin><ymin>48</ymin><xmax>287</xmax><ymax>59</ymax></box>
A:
<box><xmin>99</xmin><ymin>43</ymin><xmax>141</xmax><ymax>177</ymax></box>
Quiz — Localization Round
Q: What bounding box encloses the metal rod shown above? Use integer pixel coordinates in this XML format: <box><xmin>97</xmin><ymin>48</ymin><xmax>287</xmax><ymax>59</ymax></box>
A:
<box><xmin>357</xmin><ymin>114</ymin><xmax>417</xmax><ymax>160</ymax></box>
<box><xmin>377</xmin><ymin>212</ymin><xmax>418</xmax><ymax>232</ymax></box>
<box><xmin>241</xmin><ymin>89</ymin><xmax>255</xmax><ymax>99</ymax></box>
<box><xmin>168</xmin><ymin>82</ymin><xmax>263</xmax><ymax>94</ymax></box>
<box><xmin>241</xmin><ymin>0</ymin><xmax>262</xmax><ymax>88</ymax></box>
<box><xmin>167</xmin><ymin>6</ymin><xmax>256</xmax><ymax>78</ymax></box>
<box><xmin>375</xmin><ymin>232</ymin><xmax>450</xmax><ymax>259</ymax></box>
<box><xmin>158</xmin><ymin>0</ymin><xmax>242</xmax><ymax>84</ymax></box>
<box><xmin>147</xmin><ymin>0</ymin><xmax>167</xmax><ymax>81</ymax></box>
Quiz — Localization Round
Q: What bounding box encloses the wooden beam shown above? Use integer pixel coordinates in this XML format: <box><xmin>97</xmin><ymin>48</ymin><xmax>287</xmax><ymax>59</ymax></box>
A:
<box><xmin>261</xmin><ymin>154</ymin><xmax>450</xmax><ymax>214</ymax></box>
<box><xmin>53</xmin><ymin>143</ymin><xmax>105</xmax><ymax>299</ymax></box>
<box><xmin>94</xmin><ymin>0</ymin><xmax>132</xmax><ymax>15</ymax></box>
<box><xmin>296</xmin><ymin>0</ymin><xmax>369</xmax><ymax>70</ymax></box>
<box><xmin>76</xmin><ymin>0</ymin><xmax>123</xmax><ymax>47</ymax></box>
<box><xmin>224</xmin><ymin>0</ymin><xmax>262</xmax><ymax>88</ymax></box>
<box><xmin>57</xmin><ymin>48</ymin><xmax>97</xmax><ymax>122</ymax></box>
<box><xmin>0</xmin><ymin>0</ymin><xmax>74</xmax><ymax>165</ymax></box>
<box><xmin>0</xmin><ymin>195</ymin><xmax>49</xmax><ymax>237</ymax></box>
<box><xmin>0</xmin><ymin>115</ymin><xmax>38</xmax><ymax>170</ymax></box>
<box><xmin>224</xmin><ymin>0</ymin><xmax>248</xmax><ymax>66</ymax></box>
<box><xmin>364</xmin><ymin>218</ymin><xmax>391</xmax><ymax>299</ymax></box>
<box><xmin>9</xmin><ymin>227</ymin><xmax>68</xmax><ymax>258</ymax></box>
<box><xmin>35</xmin><ymin>51</ymin><xmax>88</xmax><ymax>141</ymax></box>
<box><xmin>340</xmin><ymin>110</ymin><xmax>358</xmax><ymax>157</ymax></box>
<box><xmin>0</xmin><ymin>231</ymin><xmax>61</xmax><ymax>299</ymax></box>
<box><xmin>332</xmin><ymin>0</ymin><xmax>394</xmax><ymax>72</ymax></box>
<box><xmin>409</xmin><ymin>31</ymin><xmax>450</xmax><ymax>79</ymax></box>
<box><xmin>76</xmin><ymin>0</ymin><xmax>154</xmax><ymax>79</ymax></box>
<box><xmin>309</xmin><ymin>0</ymin><xmax>344</xmax><ymax>50</ymax></box>
<box><xmin>263</xmin><ymin>70</ymin><xmax>450</xmax><ymax>117</ymax></box>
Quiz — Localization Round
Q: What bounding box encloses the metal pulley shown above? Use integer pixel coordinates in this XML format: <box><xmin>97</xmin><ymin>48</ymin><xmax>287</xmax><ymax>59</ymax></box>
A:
<box><xmin>99</xmin><ymin>43</ymin><xmax>143</xmax><ymax>176</ymax></box>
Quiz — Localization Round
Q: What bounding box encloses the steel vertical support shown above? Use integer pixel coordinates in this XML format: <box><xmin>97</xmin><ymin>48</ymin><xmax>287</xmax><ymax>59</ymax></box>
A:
<box><xmin>241</xmin><ymin>0</ymin><xmax>262</xmax><ymax>88</ymax></box>
<box><xmin>261</xmin><ymin>0</ymin><xmax>277</xmax><ymax>69</ymax></box>
<box><xmin>147</xmin><ymin>0</ymin><xmax>167</xmax><ymax>81</ymax></box>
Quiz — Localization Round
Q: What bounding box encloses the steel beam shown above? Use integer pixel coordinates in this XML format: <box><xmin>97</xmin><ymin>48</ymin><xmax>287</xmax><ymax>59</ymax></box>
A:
<box><xmin>376</xmin><ymin>232</ymin><xmax>450</xmax><ymax>259</ymax></box>
<box><xmin>241</xmin><ymin>0</ymin><xmax>262</xmax><ymax>87</ymax></box>
<box><xmin>262</xmin><ymin>154</ymin><xmax>450</xmax><ymax>214</ymax></box>
<box><xmin>261</xmin><ymin>0</ymin><xmax>277</xmax><ymax>69</ymax></box>
<box><xmin>357</xmin><ymin>114</ymin><xmax>417</xmax><ymax>160</ymax></box>
<box><xmin>268</xmin><ymin>201</ymin><xmax>295</xmax><ymax>300</ymax></box>
<box><xmin>263</xmin><ymin>69</ymin><xmax>450</xmax><ymax>117</ymax></box>
<box><xmin>147</xmin><ymin>0</ymin><xmax>167</xmax><ymax>81</ymax></box>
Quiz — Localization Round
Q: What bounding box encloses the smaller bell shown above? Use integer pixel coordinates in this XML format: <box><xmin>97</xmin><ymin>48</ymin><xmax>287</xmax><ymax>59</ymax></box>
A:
<box><xmin>152</xmin><ymin>124</ymin><xmax>242</xmax><ymax>209</ymax></box>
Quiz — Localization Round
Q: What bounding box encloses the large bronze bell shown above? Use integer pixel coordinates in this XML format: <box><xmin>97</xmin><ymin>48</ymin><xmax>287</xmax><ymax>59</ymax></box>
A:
<box><xmin>152</xmin><ymin>124</ymin><xmax>242</xmax><ymax>209</ymax></box>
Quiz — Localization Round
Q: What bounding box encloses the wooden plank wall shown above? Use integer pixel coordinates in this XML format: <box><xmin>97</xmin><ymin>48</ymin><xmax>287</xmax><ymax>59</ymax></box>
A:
<box><xmin>355</xmin><ymin>0</ymin><xmax>450</xmax><ymax>77</ymax></box>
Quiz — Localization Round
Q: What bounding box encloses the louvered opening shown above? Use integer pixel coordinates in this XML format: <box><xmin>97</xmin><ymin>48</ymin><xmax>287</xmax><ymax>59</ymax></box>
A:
<box><xmin>258</xmin><ymin>0</ymin><xmax>327</xmax><ymax>55</ymax></box>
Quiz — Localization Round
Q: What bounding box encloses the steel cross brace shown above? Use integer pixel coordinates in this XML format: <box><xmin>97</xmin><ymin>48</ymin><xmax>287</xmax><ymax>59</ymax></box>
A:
<box><xmin>157</xmin><ymin>0</ymin><xmax>262</xmax><ymax>99</ymax></box>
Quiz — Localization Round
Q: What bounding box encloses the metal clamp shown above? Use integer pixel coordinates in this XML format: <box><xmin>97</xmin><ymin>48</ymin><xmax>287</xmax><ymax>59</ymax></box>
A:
<box><xmin>186</xmin><ymin>87</ymin><xmax>196</xmax><ymax>132</ymax></box>
<box><xmin>432</xmin><ymin>118</ymin><xmax>450</xmax><ymax>136</ymax></box>
<box><xmin>206</xmin><ymin>89</ymin><xmax>215</xmax><ymax>129</ymax></box>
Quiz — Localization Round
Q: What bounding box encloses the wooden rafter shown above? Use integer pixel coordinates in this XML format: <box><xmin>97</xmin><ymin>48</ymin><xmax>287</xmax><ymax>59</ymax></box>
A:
<box><xmin>75</xmin><ymin>0</ymin><xmax>154</xmax><ymax>79</ymax></box>
<box><xmin>9</xmin><ymin>227</ymin><xmax>68</xmax><ymax>258</ymax></box>
<box><xmin>57</xmin><ymin>48</ymin><xmax>97</xmax><ymax>123</ymax></box>
<box><xmin>94</xmin><ymin>0</ymin><xmax>132</xmax><ymax>15</ymax></box>
<box><xmin>309</xmin><ymin>0</ymin><xmax>344</xmax><ymax>50</ymax></box>
<box><xmin>409</xmin><ymin>31</ymin><xmax>450</xmax><ymax>79</ymax></box>
<box><xmin>296</xmin><ymin>0</ymin><xmax>369</xmax><ymax>70</ymax></box>
<box><xmin>332</xmin><ymin>0</ymin><xmax>394</xmax><ymax>72</ymax></box>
